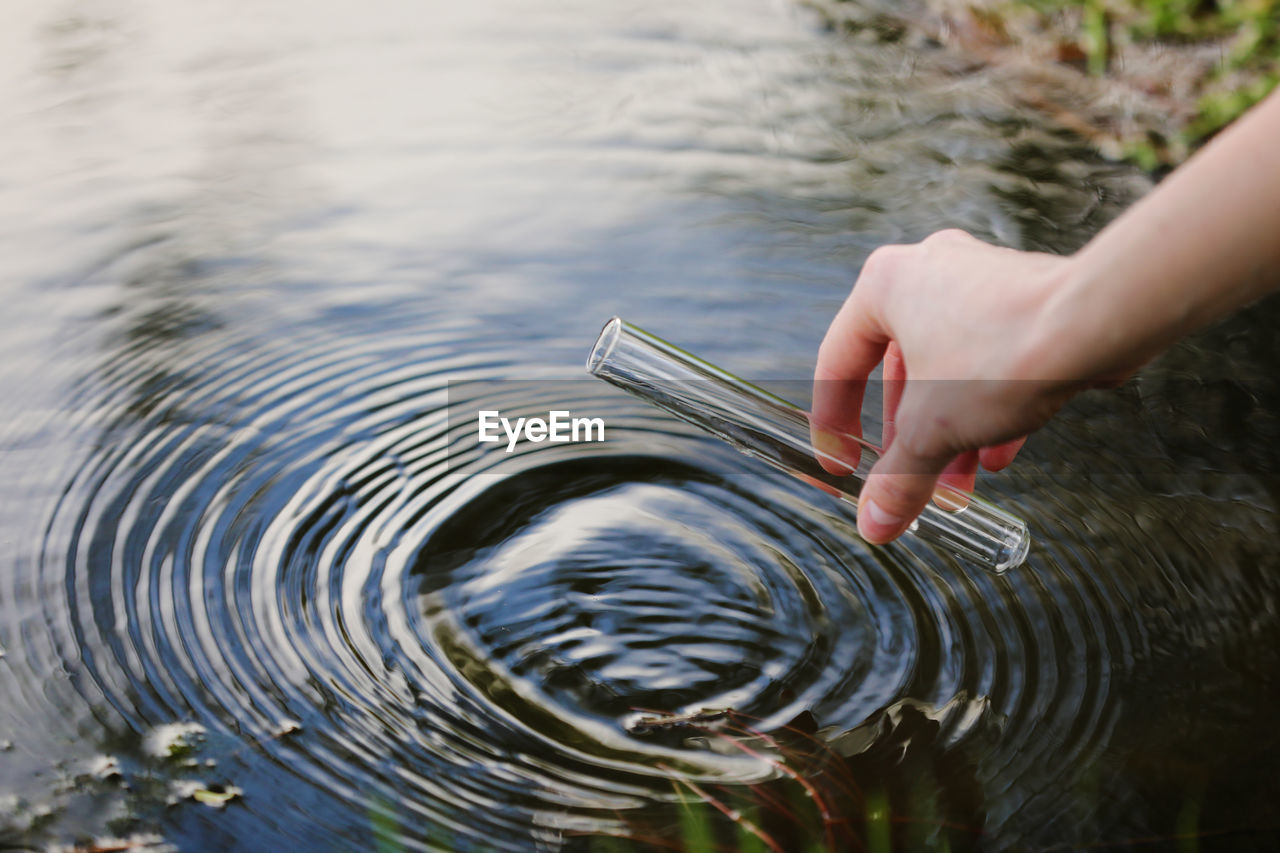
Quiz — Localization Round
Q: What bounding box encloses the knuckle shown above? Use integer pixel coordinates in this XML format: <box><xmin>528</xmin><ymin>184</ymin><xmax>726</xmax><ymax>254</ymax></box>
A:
<box><xmin>859</xmin><ymin>244</ymin><xmax>902</xmax><ymax>282</ymax></box>
<box><xmin>815</xmin><ymin>337</ymin><xmax>841</xmax><ymax>374</ymax></box>
<box><xmin>924</xmin><ymin>228</ymin><xmax>971</xmax><ymax>245</ymax></box>
<box><xmin>871</xmin><ymin>472</ymin><xmax>926</xmax><ymax>513</ymax></box>
<box><xmin>893</xmin><ymin>416</ymin><xmax>953</xmax><ymax>466</ymax></box>
<box><xmin>897</xmin><ymin>433</ymin><xmax>944</xmax><ymax>468</ymax></box>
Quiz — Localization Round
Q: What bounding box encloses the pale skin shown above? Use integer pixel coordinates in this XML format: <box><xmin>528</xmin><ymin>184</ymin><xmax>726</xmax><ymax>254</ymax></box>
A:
<box><xmin>813</xmin><ymin>87</ymin><xmax>1280</xmax><ymax>545</ymax></box>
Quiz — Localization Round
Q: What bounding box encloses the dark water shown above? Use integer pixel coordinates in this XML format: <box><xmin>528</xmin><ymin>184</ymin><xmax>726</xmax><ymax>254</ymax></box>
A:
<box><xmin>3</xmin><ymin>1</ymin><xmax>1280</xmax><ymax>850</ymax></box>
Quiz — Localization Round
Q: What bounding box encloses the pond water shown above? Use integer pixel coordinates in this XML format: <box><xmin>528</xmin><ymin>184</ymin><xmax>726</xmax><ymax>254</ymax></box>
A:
<box><xmin>3</xmin><ymin>0</ymin><xmax>1280</xmax><ymax>850</ymax></box>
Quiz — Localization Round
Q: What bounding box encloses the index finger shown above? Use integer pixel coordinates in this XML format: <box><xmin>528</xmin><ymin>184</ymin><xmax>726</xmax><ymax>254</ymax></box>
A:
<box><xmin>811</xmin><ymin>290</ymin><xmax>889</xmax><ymax>474</ymax></box>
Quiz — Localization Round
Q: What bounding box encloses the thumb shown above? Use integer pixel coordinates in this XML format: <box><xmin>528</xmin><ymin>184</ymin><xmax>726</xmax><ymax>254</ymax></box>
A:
<box><xmin>856</xmin><ymin>431</ymin><xmax>955</xmax><ymax>545</ymax></box>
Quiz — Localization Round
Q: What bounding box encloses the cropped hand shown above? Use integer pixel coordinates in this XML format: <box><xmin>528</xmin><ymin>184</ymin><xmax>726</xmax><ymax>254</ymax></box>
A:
<box><xmin>812</xmin><ymin>230</ymin><xmax>1084</xmax><ymax>544</ymax></box>
<box><xmin>813</xmin><ymin>90</ymin><xmax>1280</xmax><ymax>547</ymax></box>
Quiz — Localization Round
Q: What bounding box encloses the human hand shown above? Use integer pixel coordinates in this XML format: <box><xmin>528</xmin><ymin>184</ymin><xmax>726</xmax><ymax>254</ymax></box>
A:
<box><xmin>813</xmin><ymin>92</ymin><xmax>1280</xmax><ymax>547</ymax></box>
<box><xmin>812</xmin><ymin>230</ymin><xmax>1086</xmax><ymax>545</ymax></box>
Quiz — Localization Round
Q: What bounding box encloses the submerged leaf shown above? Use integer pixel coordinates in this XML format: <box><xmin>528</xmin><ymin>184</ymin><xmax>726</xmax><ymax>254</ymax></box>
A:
<box><xmin>191</xmin><ymin>784</ymin><xmax>242</xmax><ymax>808</ymax></box>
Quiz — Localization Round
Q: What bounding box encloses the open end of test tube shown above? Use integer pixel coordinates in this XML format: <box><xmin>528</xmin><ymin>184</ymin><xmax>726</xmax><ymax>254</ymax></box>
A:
<box><xmin>587</xmin><ymin>317</ymin><xmax>623</xmax><ymax>375</ymax></box>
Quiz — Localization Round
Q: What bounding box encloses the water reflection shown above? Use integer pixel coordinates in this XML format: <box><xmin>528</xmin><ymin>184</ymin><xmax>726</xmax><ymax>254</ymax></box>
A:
<box><xmin>1</xmin><ymin>0</ymin><xmax>1278</xmax><ymax>850</ymax></box>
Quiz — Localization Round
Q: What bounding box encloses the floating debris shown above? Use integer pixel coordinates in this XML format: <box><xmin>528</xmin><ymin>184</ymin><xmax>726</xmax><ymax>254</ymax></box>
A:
<box><xmin>45</xmin><ymin>833</ymin><xmax>175</xmax><ymax>852</ymax></box>
<box><xmin>190</xmin><ymin>783</ymin><xmax>242</xmax><ymax>809</ymax></box>
<box><xmin>166</xmin><ymin>778</ymin><xmax>202</xmax><ymax>806</ymax></box>
<box><xmin>85</xmin><ymin>754</ymin><xmax>123</xmax><ymax>783</ymax></box>
<box><xmin>167</xmin><ymin>778</ymin><xmax>241</xmax><ymax>809</ymax></box>
<box><xmin>626</xmin><ymin>707</ymin><xmax>734</xmax><ymax>736</ymax></box>
<box><xmin>273</xmin><ymin>719</ymin><xmax>302</xmax><ymax>738</ymax></box>
<box><xmin>143</xmin><ymin>722</ymin><xmax>206</xmax><ymax>760</ymax></box>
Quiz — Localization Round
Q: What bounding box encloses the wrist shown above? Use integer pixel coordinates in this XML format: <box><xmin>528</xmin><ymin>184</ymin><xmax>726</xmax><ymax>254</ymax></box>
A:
<box><xmin>1008</xmin><ymin>253</ymin><xmax>1098</xmax><ymax>386</ymax></box>
<box><xmin>1016</xmin><ymin>247</ymin><xmax>1167</xmax><ymax>389</ymax></box>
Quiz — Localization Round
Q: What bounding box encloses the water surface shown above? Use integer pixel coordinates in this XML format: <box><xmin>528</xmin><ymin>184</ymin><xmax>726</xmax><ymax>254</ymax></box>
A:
<box><xmin>2</xmin><ymin>0</ymin><xmax>1279</xmax><ymax>850</ymax></box>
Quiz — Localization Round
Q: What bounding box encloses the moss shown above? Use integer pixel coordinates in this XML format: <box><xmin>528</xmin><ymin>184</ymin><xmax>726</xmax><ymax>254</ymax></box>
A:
<box><xmin>1013</xmin><ymin>0</ymin><xmax>1278</xmax><ymax>163</ymax></box>
<box><xmin>814</xmin><ymin>0</ymin><xmax>1276</xmax><ymax>169</ymax></box>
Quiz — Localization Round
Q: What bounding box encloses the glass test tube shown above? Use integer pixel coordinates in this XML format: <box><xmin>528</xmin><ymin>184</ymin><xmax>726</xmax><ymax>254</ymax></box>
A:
<box><xmin>587</xmin><ymin>317</ymin><xmax>1031</xmax><ymax>572</ymax></box>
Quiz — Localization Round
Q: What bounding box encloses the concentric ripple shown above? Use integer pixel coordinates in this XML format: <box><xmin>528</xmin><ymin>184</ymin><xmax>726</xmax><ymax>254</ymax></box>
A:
<box><xmin>2</xmin><ymin>308</ymin><xmax>1188</xmax><ymax>850</ymax></box>
<box><xmin>6</xmin><ymin>0</ymin><xmax>1280</xmax><ymax>849</ymax></box>
<box><xmin>12</xmin><ymin>309</ymin><xmax>1277</xmax><ymax>852</ymax></box>
<box><xmin>414</xmin><ymin>455</ymin><xmax>882</xmax><ymax>727</ymax></box>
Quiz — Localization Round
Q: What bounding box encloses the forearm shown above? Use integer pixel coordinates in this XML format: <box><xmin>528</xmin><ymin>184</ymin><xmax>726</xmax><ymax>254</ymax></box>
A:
<box><xmin>815</xmin><ymin>93</ymin><xmax>1280</xmax><ymax>542</ymax></box>
<box><xmin>1027</xmin><ymin>88</ymin><xmax>1280</xmax><ymax>382</ymax></box>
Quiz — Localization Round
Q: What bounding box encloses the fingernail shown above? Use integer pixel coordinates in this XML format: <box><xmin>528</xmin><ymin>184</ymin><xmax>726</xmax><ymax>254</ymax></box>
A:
<box><xmin>813</xmin><ymin>430</ymin><xmax>839</xmax><ymax>457</ymax></box>
<box><xmin>859</xmin><ymin>498</ymin><xmax>903</xmax><ymax>543</ymax></box>
<box><xmin>814</xmin><ymin>430</ymin><xmax>855</xmax><ymax>474</ymax></box>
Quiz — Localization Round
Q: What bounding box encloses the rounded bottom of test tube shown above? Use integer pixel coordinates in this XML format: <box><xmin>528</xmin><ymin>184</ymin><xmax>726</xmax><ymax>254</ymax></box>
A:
<box><xmin>994</xmin><ymin>525</ymin><xmax>1031</xmax><ymax>573</ymax></box>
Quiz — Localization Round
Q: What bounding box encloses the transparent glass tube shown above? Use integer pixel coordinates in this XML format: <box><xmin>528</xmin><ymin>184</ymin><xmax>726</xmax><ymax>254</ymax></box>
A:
<box><xmin>587</xmin><ymin>317</ymin><xmax>1031</xmax><ymax>572</ymax></box>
